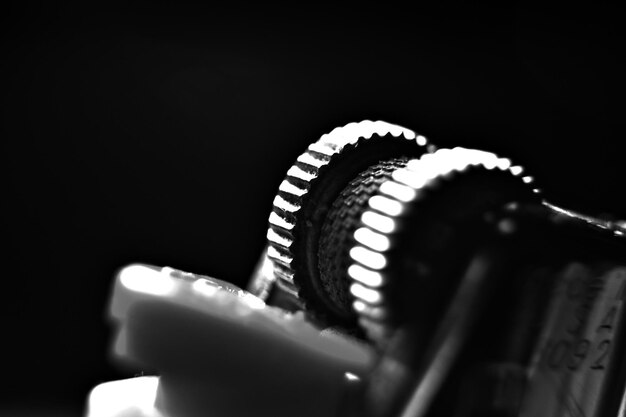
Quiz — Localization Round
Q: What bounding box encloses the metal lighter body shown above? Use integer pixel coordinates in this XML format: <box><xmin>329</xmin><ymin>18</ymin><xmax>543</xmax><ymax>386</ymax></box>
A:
<box><xmin>85</xmin><ymin>120</ymin><xmax>626</xmax><ymax>417</ymax></box>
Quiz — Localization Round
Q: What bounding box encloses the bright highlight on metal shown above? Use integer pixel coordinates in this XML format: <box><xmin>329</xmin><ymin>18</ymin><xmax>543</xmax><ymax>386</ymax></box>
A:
<box><xmin>350</xmin><ymin>283</ymin><xmax>383</xmax><ymax>304</ymax></box>
<box><xmin>278</xmin><ymin>180</ymin><xmax>307</xmax><ymax>197</ymax></box>
<box><xmin>87</xmin><ymin>376</ymin><xmax>160</xmax><ymax>417</ymax></box>
<box><xmin>361</xmin><ymin>211</ymin><xmax>397</xmax><ymax>233</ymax></box>
<box><xmin>369</xmin><ymin>195</ymin><xmax>405</xmax><ymax>216</ymax></box>
<box><xmin>345</xmin><ymin>372</ymin><xmax>360</xmax><ymax>381</ymax></box>
<box><xmin>119</xmin><ymin>264</ymin><xmax>175</xmax><ymax>296</ymax></box>
<box><xmin>273</xmin><ymin>195</ymin><xmax>300</xmax><ymax>213</ymax></box>
<box><xmin>348</xmin><ymin>264</ymin><xmax>385</xmax><ymax>287</ymax></box>
<box><xmin>354</xmin><ymin>227</ymin><xmax>391</xmax><ymax>251</ymax></box>
<box><xmin>192</xmin><ymin>278</ymin><xmax>220</xmax><ymax>297</ymax></box>
<box><xmin>379</xmin><ymin>181</ymin><xmax>418</xmax><ymax>202</ymax></box>
<box><xmin>267</xmin><ymin>228</ymin><xmax>293</xmax><ymax>248</ymax></box>
<box><xmin>350</xmin><ymin>246</ymin><xmax>388</xmax><ymax>270</ymax></box>
<box><xmin>269</xmin><ymin>211</ymin><xmax>294</xmax><ymax>231</ymax></box>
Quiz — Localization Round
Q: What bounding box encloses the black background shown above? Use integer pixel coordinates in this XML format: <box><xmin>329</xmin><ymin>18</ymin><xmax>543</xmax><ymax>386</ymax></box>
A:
<box><xmin>1</xmin><ymin>3</ymin><xmax>625</xmax><ymax>416</ymax></box>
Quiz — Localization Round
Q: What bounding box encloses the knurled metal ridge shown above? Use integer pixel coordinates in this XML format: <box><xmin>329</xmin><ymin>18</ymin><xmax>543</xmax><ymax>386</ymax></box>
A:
<box><xmin>317</xmin><ymin>158</ymin><xmax>410</xmax><ymax>320</ymax></box>
<box><xmin>267</xmin><ymin>120</ymin><xmax>431</xmax><ymax>323</ymax></box>
<box><xmin>347</xmin><ymin>147</ymin><xmax>541</xmax><ymax>344</ymax></box>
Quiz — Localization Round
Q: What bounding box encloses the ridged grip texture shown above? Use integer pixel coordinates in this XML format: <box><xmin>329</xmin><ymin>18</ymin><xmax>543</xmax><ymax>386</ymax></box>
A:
<box><xmin>266</xmin><ymin>120</ymin><xmax>430</xmax><ymax>325</ymax></box>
